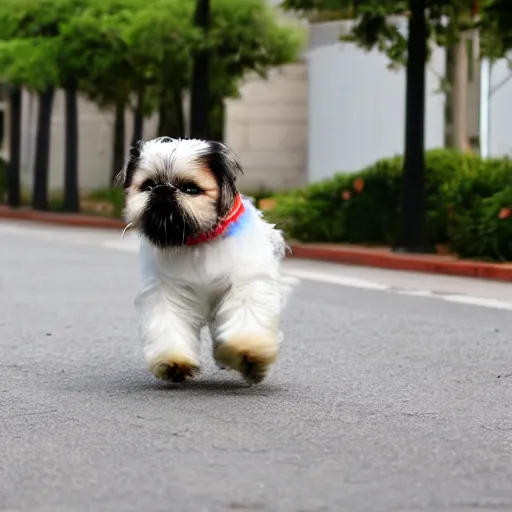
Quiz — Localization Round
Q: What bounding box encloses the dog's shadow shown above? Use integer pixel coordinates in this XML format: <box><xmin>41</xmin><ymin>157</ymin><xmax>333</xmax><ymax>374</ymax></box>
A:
<box><xmin>154</xmin><ymin>377</ymin><xmax>282</xmax><ymax>396</ymax></box>
<box><xmin>70</xmin><ymin>367</ymin><xmax>284</xmax><ymax>397</ymax></box>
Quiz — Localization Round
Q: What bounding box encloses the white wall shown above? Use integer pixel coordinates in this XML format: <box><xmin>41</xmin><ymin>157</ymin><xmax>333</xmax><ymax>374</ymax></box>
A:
<box><xmin>306</xmin><ymin>19</ymin><xmax>446</xmax><ymax>182</ymax></box>
<box><xmin>487</xmin><ymin>57</ymin><xmax>512</xmax><ymax>158</ymax></box>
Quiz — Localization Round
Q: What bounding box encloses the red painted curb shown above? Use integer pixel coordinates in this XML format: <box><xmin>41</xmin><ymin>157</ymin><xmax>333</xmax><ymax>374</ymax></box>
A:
<box><xmin>289</xmin><ymin>243</ymin><xmax>512</xmax><ymax>282</ymax></box>
<box><xmin>0</xmin><ymin>206</ymin><xmax>126</xmax><ymax>230</ymax></box>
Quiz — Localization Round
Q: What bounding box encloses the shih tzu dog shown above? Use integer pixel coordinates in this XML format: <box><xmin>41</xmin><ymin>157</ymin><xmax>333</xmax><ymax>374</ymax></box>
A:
<box><xmin>117</xmin><ymin>137</ymin><xmax>293</xmax><ymax>384</ymax></box>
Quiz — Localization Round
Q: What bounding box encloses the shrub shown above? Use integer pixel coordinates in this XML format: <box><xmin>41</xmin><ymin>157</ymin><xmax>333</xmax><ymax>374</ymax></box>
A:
<box><xmin>449</xmin><ymin>186</ymin><xmax>512</xmax><ymax>261</ymax></box>
<box><xmin>85</xmin><ymin>187</ymin><xmax>124</xmax><ymax>218</ymax></box>
<box><xmin>265</xmin><ymin>149</ymin><xmax>512</xmax><ymax>261</ymax></box>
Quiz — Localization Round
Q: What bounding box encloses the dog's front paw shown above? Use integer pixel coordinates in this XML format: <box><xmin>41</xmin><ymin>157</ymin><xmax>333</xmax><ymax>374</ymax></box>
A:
<box><xmin>213</xmin><ymin>333</ymin><xmax>279</xmax><ymax>384</ymax></box>
<box><xmin>146</xmin><ymin>352</ymin><xmax>200</xmax><ymax>383</ymax></box>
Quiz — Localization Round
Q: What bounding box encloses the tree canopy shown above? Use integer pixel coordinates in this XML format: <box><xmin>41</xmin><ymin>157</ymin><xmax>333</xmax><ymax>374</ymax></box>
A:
<box><xmin>281</xmin><ymin>0</ymin><xmax>512</xmax><ymax>67</ymax></box>
<box><xmin>0</xmin><ymin>0</ymin><xmax>305</xmax><ymax>123</ymax></box>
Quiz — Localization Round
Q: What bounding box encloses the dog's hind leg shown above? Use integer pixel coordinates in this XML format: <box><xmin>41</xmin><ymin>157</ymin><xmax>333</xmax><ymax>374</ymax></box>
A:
<box><xmin>135</xmin><ymin>283</ymin><xmax>203</xmax><ymax>382</ymax></box>
<box><xmin>211</xmin><ymin>275</ymin><xmax>283</xmax><ymax>384</ymax></box>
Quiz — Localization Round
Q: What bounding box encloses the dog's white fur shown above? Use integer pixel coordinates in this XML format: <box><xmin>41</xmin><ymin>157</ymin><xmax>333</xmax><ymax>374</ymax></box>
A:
<box><xmin>125</xmin><ymin>138</ymin><xmax>293</xmax><ymax>383</ymax></box>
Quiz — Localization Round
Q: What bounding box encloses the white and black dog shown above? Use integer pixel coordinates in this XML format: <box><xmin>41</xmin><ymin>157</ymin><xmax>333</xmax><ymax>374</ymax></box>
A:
<box><xmin>118</xmin><ymin>137</ymin><xmax>293</xmax><ymax>384</ymax></box>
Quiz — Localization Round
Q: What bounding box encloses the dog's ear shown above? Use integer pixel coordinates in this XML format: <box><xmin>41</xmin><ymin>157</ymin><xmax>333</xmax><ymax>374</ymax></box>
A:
<box><xmin>205</xmin><ymin>141</ymin><xmax>244</xmax><ymax>217</ymax></box>
<box><xmin>115</xmin><ymin>141</ymin><xmax>143</xmax><ymax>189</ymax></box>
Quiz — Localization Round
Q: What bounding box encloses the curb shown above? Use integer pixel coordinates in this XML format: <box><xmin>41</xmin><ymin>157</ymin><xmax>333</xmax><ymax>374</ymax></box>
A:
<box><xmin>2</xmin><ymin>207</ymin><xmax>512</xmax><ymax>282</ymax></box>
<box><xmin>0</xmin><ymin>206</ymin><xmax>126</xmax><ymax>230</ymax></box>
<box><xmin>289</xmin><ymin>243</ymin><xmax>512</xmax><ymax>282</ymax></box>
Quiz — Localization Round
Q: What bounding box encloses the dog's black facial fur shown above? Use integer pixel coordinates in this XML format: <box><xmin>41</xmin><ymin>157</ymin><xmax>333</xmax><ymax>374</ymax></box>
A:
<box><xmin>140</xmin><ymin>184</ymin><xmax>204</xmax><ymax>248</ymax></box>
<box><xmin>122</xmin><ymin>140</ymin><xmax>143</xmax><ymax>189</ymax></box>
<box><xmin>204</xmin><ymin>141</ymin><xmax>243</xmax><ymax>218</ymax></box>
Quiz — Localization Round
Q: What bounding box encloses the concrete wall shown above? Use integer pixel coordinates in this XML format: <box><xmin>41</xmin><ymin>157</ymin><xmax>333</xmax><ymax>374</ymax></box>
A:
<box><xmin>224</xmin><ymin>63</ymin><xmax>308</xmax><ymax>193</ymax></box>
<box><xmin>306</xmin><ymin>19</ymin><xmax>446</xmax><ymax>182</ymax></box>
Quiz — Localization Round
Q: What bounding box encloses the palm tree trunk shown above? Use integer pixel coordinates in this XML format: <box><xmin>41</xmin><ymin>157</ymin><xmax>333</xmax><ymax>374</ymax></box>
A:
<box><xmin>7</xmin><ymin>85</ymin><xmax>21</xmax><ymax>208</ymax></box>
<box><xmin>32</xmin><ymin>87</ymin><xmax>54</xmax><ymax>211</ymax></box>
<box><xmin>63</xmin><ymin>85</ymin><xmax>79</xmax><ymax>212</ymax></box>
<box><xmin>111</xmin><ymin>101</ymin><xmax>125</xmax><ymax>185</ymax></box>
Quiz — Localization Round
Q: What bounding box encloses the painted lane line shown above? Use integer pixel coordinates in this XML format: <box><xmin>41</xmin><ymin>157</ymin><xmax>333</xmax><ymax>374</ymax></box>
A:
<box><xmin>282</xmin><ymin>267</ymin><xmax>389</xmax><ymax>291</ymax></box>
<box><xmin>440</xmin><ymin>294</ymin><xmax>512</xmax><ymax>311</ymax></box>
<box><xmin>285</xmin><ymin>269</ymin><xmax>512</xmax><ymax>312</ymax></box>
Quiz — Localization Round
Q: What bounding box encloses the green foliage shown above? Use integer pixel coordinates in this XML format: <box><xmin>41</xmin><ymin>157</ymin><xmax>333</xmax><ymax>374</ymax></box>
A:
<box><xmin>87</xmin><ymin>187</ymin><xmax>125</xmax><ymax>218</ymax></box>
<box><xmin>266</xmin><ymin>149</ymin><xmax>512</xmax><ymax>261</ymax></box>
<box><xmin>0</xmin><ymin>0</ymin><xmax>84</xmax><ymax>90</ymax></box>
<box><xmin>211</xmin><ymin>0</ymin><xmax>305</xmax><ymax>80</ymax></box>
<box><xmin>479</xmin><ymin>0</ymin><xmax>512</xmax><ymax>60</ymax></box>
<box><xmin>281</xmin><ymin>0</ymin><xmax>511</xmax><ymax>66</ymax></box>
<box><xmin>0</xmin><ymin>0</ymin><xmax>304</xmax><ymax>119</ymax></box>
<box><xmin>207</xmin><ymin>0</ymin><xmax>305</xmax><ymax>137</ymax></box>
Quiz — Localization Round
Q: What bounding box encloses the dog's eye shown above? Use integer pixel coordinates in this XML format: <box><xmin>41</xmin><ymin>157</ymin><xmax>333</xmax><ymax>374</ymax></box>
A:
<box><xmin>141</xmin><ymin>179</ymin><xmax>156</xmax><ymax>192</ymax></box>
<box><xmin>179</xmin><ymin>183</ymin><xmax>203</xmax><ymax>196</ymax></box>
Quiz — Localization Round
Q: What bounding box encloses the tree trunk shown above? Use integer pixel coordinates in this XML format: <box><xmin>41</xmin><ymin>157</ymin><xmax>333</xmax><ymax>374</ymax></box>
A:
<box><xmin>451</xmin><ymin>37</ymin><xmax>469</xmax><ymax>151</ymax></box>
<box><xmin>111</xmin><ymin>101</ymin><xmax>125</xmax><ymax>185</ymax></box>
<box><xmin>444</xmin><ymin>45</ymin><xmax>454</xmax><ymax>148</ymax></box>
<box><xmin>63</xmin><ymin>86</ymin><xmax>79</xmax><ymax>212</ymax></box>
<box><xmin>157</xmin><ymin>88</ymin><xmax>185</xmax><ymax>138</ymax></box>
<box><xmin>190</xmin><ymin>0</ymin><xmax>211</xmax><ymax>139</ymax></box>
<box><xmin>209</xmin><ymin>98</ymin><xmax>225</xmax><ymax>142</ymax></box>
<box><xmin>131</xmin><ymin>90</ymin><xmax>144</xmax><ymax>147</ymax></box>
<box><xmin>32</xmin><ymin>87</ymin><xmax>54</xmax><ymax>211</ymax></box>
<box><xmin>174</xmin><ymin>88</ymin><xmax>185</xmax><ymax>138</ymax></box>
<box><xmin>394</xmin><ymin>0</ymin><xmax>433</xmax><ymax>253</ymax></box>
<box><xmin>6</xmin><ymin>85</ymin><xmax>21</xmax><ymax>208</ymax></box>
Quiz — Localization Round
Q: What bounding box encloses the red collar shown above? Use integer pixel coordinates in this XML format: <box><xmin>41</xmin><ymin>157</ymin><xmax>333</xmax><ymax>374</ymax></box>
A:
<box><xmin>185</xmin><ymin>194</ymin><xmax>245</xmax><ymax>246</ymax></box>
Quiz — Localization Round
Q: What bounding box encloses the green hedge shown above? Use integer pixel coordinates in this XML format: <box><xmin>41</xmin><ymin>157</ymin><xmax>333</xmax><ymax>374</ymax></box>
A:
<box><xmin>266</xmin><ymin>149</ymin><xmax>512</xmax><ymax>261</ymax></box>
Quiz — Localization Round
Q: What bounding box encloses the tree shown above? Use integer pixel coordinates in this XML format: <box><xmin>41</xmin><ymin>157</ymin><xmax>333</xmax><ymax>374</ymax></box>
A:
<box><xmin>207</xmin><ymin>0</ymin><xmax>305</xmax><ymax>141</ymax></box>
<box><xmin>121</xmin><ymin>0</ymin><xmax>201</xmax><ymax>142</ymax></box>
<box><xmin>6</xmin><ymin>85</ymin><xmax>21</xmax><ymax>208</ymax></box>
<box><xmin>60</xmin><ymin>6</ymin><xmax>138</xmax><ymax>185</ymax></box>
<box><xmin>0</xmin><ymin>0</ymin><xmax>86</xmax><ymax>211</ymax></box>
<box><xmin>282</xmin><ymin>0</ymin><xmax>481</xmax><ymax>252</ymax></box>
<box><xmin>190</xmin><ymin>0</ymin><xmax>211</xmax><ymax>140</ymax></box>
<box><xmin>0</xmin><ymin>36</ymin><xmax>60</xmax><ymax>210</ymax></box>
<box><xmin>71</xmin><ymin>0</ymin><xmax>200</xmax><ymax>182</ymax></box>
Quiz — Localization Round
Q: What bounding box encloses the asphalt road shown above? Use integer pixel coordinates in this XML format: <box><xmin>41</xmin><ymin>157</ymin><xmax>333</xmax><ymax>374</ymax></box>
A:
<box><xmin>2</xmin><ymin>221</ymin><xmax>512</xmax><ymax>512</ymax></box>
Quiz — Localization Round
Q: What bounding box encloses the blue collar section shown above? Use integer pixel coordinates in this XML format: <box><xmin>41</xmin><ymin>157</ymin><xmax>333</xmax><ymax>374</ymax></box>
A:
<box><xmin>224</xmin><ymin>196</ymin><xmax>260</xmax><ymax>238</ymax></box>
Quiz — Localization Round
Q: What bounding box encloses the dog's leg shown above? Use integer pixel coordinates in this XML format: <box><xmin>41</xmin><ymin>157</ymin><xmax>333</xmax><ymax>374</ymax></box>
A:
<box><xmin>135</xmin><ymin>284</ymin><xmax>203</xmax><ymax>382</ymax></box>
<box><xmin>212</xmin><ymin>275</ymin><xmax>283</xmax><ymax>384</ymax></box>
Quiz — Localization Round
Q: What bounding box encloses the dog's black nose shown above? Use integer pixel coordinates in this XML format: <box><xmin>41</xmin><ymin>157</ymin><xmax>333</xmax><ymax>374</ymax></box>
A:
<box><xmin>150</xmin><ymin>185</ymin><xmax>177</xmax><ymax>205</ymax></box>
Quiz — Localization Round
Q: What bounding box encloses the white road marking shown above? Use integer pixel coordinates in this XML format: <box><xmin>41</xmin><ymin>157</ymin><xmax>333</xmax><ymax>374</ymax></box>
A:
<box><xmin>2</xmin><ymin>220</ymin><xmax>512</xmax><ymax>312</ymax></box>
<box><xmin>439</xmin><ymin>294</ymin><xmax>512</xmax><ymax>311</ymax></box>
<box><xmin>282</xmin><ymin>267</ymin><xmax>389</xmax><ymax>291</ymax></box>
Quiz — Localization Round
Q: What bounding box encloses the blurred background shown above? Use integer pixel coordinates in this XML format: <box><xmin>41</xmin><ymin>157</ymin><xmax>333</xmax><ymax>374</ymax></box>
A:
<box><xmin>1</xmin><ymin>0</ymin><xmax>512</xmax><ymax>260</ymax></box>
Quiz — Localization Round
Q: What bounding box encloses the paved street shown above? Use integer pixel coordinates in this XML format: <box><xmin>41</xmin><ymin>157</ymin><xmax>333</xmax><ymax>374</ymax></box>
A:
<box><xmin>2</xmin><ymin>220</ymin><xmax>512</xmax><ymax>512</ymax></box>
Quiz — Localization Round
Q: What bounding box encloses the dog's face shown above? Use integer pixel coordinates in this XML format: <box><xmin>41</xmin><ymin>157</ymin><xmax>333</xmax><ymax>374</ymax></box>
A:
<box><xmin>118</xmin><ymin>137</ymin><xmax>243</xmax><ymax>248</ymax></box>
